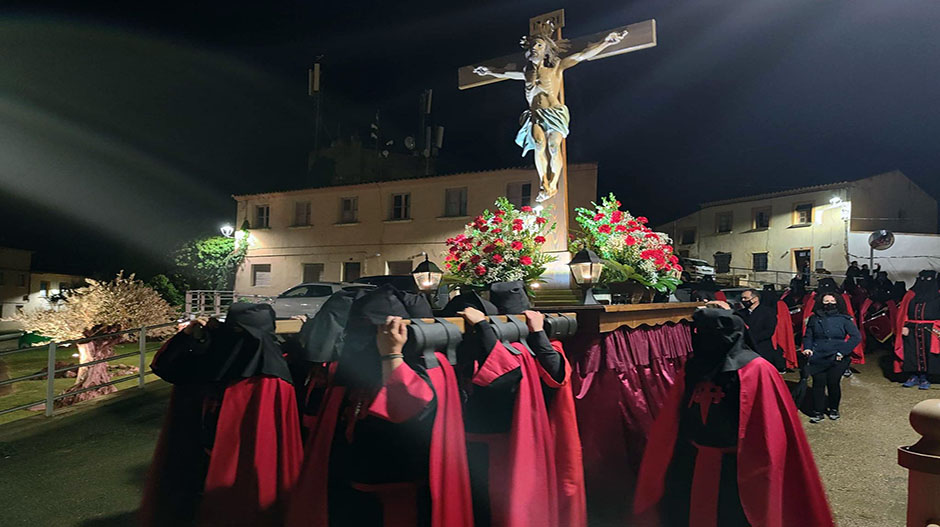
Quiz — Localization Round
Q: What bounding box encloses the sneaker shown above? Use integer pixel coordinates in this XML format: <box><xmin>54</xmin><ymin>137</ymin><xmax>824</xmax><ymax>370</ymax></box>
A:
<box><xmin>828</xmin><ymin>410</ymin><xmax>840</xmax><ymax>420</ymax></box>
<box><xmin>919</xmin><ymin>376</ymin><xmax>931</xmax><ymax>390</ymax></box>
<box><xmin>809</xmin><ymin>414</ymin><xmax>826</xmax><ymax>424</ymax></box>
<box><xmin>903</xmin><ymin>375</ymin><xmax>919</xmax><ymax>388</ymax></box>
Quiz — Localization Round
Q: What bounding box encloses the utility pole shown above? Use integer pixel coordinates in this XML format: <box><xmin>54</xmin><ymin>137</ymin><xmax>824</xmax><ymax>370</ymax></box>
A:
<box><xmin>308</xmin><ymin>59</ymin><xmax>323</xmax><ymax>168</ymax></box>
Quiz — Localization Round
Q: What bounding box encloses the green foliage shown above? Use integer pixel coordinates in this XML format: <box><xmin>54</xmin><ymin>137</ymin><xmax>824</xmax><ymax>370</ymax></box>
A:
<box><xmin>173</xmin><ymin>232</ymin><xmax>247</xmax><ymax>290</ymax></box>
<box><xmin>147</xmin><ymin>274</ymin><xmax>185</xmax><ymax>306</ymax></box>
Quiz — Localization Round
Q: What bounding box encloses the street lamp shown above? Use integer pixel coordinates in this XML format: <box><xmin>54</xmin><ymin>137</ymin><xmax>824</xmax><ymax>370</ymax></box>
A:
<box><xmin>412</xmin><ymin>254</ymin><xmax>443</xmax><ymax>293</ymax></box>
<box><xmin>220</xmin><ymin>224</ymin><xmax>235</xmax><ymax>238</ymax></box>
<box><xmin>568</xmin><ymin>249</ymin><xmax>605</xmax><ymax>305</ymax></box>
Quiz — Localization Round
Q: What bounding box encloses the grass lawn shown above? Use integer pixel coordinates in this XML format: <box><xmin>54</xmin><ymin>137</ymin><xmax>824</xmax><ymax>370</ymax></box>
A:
<box><xmin>0</xmin><ymin>341</ymin><xmax>165</xmax><ymax>426</ymax></box>
<box><xmin>0</xmin><ymin>380</ymin><xmax>171</xmax><ymax>526</ymax></box>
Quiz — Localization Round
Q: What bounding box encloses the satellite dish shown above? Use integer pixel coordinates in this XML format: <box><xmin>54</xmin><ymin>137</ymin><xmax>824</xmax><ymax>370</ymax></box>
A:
<box><xmin>868</xmin><ymin>230</ymin><xmax>895</xmax><ymax>251</ymax></box>
<box><xmin>404</xmin><ymin>136</ymin><xmax>416</xmax><ymax>150</ymax></box>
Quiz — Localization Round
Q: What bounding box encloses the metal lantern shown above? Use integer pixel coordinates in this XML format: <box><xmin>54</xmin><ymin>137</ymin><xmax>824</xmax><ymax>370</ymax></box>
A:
<box><xmin>412</xmin><ymin>255</ymin><xmax>443</xmax><ymax>292</ymax></box>
<box><xmin>568</xmin><ymin>249</ymin><xmax>605</xmax><ymax>304</ymax></box>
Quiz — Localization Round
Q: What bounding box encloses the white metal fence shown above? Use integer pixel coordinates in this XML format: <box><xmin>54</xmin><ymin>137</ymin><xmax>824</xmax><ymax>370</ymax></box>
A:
<box><xmin>0</xmin><ymin>321</ymin><xmax>178</xmax><ymax>419</ymax></box>
<box><xmin>184</xmin><ymin>290</ymin><xmax>274</xmax><ymax>318</ymax></box>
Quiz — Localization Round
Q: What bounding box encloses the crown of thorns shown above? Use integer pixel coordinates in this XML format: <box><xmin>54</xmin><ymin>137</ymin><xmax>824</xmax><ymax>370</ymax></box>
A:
<box><xmin>519</xmin><ymin>20</ymin><xmax>570</xmax><ymax>56</ymax></box>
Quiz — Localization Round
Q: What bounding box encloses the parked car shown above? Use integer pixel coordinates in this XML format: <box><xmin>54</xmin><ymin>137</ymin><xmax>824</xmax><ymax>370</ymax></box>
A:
<box><xmin>354</xmin><ymin>275</ymin><xmax>450</xmax><ymax>310</ymax></box>
<box><xmin>680</xmin><ymin>258</ymin><xmax>716</xmax><ymax>281</ymax></box>
<box><xmin>270</xmin><ymin>282</ymin><xmax>366</xmax><ymax>319</ymax></box>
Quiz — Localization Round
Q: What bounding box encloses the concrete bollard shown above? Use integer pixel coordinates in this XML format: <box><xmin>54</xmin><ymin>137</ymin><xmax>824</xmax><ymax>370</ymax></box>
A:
<box><xmin>898</xmin><ymin>399</ymin><xmax>940</xmax><ymax>527</ymax></box>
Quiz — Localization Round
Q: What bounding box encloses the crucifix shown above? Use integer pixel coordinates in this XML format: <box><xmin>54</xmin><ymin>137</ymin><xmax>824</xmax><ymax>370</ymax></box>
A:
<box><xmin>459</xmin><ymin>9</ymin><xmax>657</xmax><ymax>205</ymax></box>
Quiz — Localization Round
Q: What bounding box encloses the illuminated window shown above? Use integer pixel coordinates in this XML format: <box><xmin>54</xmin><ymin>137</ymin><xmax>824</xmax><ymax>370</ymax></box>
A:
<box><xmin>793</xmin><ymin>203</ymin><xmax>813</xmax><ymax>225</ymax></box>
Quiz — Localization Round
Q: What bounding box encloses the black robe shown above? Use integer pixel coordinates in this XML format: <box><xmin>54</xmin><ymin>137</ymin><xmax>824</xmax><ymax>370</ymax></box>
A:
<box><xmin>901</xmin><ymin>294</ymin><xmax>940</xmax><ymax>374</ymax></box>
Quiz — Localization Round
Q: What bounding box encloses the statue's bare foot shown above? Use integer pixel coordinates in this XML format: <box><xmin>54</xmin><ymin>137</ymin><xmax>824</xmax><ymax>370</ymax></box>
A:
<box><xmin>536</xmin><ymin>188</ymin><xmax>554</xmax><ymax>202</ymax></box>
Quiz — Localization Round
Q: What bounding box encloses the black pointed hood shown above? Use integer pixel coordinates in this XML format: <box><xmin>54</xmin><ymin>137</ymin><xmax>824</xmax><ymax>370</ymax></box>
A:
<box><xmin>489</xmin><ymin>280</ymin><xmax>531</xmax><ymax>314</ymax></box>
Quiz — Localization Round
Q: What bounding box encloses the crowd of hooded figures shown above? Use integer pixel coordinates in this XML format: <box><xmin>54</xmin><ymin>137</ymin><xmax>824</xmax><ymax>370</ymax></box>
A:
<box><xmin>136</xmin><ymin>266</ymin><xmax>940</xmax><ymax>527</ymax></box>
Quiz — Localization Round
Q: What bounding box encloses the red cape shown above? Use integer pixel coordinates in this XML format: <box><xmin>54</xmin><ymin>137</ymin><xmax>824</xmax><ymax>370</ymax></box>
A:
<box><xmin>894</xmin><ymin>290</ymin><xmax>940</xmax><ymax>374</ymax></box>
<box><xmin>470</xmin><ymin>339</ymin><xmax>587</xmax><ymax>527</ymax></box>
<box><xmin>141</xmin><ymin>376</ymin><xmax>304</xmax><ymax>527</ymax></box>
<box><xmin>634</xmin><ymin>357</ymin><xmax>834</xmax><ymax>527</ymax></box>
<box><xmin>803</xmin><ymin>292</ymin><xmax>865</xmax><ymax>364</ymax></box>
<box><xmin>771</xmin><ymin>300</ymin><xmax>798</xmax><ymax>369</ymax></box>
<box><xmin>286</xmin><ymin>354</ymin><xmax>473</xmax><ymax>527</ymax></box>
<box><xmin>536</xmin><ymin>341</ymin><xmax>588</xmax><ymax>527</ymax></box>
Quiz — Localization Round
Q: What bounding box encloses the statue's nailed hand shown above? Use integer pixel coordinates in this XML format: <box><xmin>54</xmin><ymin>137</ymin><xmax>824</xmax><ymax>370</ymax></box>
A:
<box><xmin>605</xmin><ymin>30</ymin><xmax>628</xmax><ymax>44</ymax></box>
<box><xmin>473</xmin><ymin>66</ymin><xmax>492</xmax><ymax>76</ymax></box>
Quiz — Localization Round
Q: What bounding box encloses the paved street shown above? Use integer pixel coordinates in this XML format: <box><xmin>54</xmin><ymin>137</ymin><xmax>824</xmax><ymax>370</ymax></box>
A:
<box><xmin>795</xmin><ymin>350</ymin><xmax>935</xmax><ymax>527</ymax></box>
<box><xmin>0</xmin><ymin>350</ymin><xmax>935</xmax><ymax>526</ymax></box>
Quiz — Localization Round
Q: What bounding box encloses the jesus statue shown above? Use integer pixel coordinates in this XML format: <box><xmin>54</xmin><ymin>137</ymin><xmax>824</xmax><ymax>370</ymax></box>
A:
<box><xmin>473</xmin><ymin>24</ymin><xmax>629</xmax><ymax>201</ymax></box>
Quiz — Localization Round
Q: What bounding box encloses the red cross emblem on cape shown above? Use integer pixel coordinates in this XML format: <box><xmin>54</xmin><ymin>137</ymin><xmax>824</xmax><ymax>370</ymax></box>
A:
<box><xmin>688</xmin><ymin>381</ymin><xmax>725</xmax><ymax>425</ymax></box>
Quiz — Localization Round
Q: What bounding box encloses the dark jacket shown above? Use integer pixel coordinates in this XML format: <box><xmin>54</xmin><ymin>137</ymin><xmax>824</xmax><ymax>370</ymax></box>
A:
<box><xmin>736</xmin><ymin>304</ymin><xmax>777</xmax><ymax>358</ymax></box>
<box><xmin>803</xmin><ymin>312</ymin><xmax>861</xmax><ymax>374</ymax></box>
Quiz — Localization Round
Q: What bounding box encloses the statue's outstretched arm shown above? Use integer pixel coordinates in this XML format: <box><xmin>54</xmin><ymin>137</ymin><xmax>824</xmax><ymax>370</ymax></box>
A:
<box><xmin>473</xmin><ymin>65</ymin><xmax>525</xmax><ymax>81</ymax></box>
<box><xmin>560</xmin><ymin>29</ymin><xmax>629</xmax><ymax>69</ymax></box>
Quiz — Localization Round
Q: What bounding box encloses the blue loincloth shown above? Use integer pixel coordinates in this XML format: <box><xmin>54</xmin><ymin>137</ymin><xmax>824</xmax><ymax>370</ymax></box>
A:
<box><xmin>515</xmin><ymin>105</ymin><xmax>570</xmax><ymax>156</ymax></box>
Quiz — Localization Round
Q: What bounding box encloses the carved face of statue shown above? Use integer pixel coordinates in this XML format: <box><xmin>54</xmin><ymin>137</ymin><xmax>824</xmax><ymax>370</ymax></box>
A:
<box><xmin>525</xmin><ymin>37</ymin><xmax>549</xmax><ymax>64</ymax></box>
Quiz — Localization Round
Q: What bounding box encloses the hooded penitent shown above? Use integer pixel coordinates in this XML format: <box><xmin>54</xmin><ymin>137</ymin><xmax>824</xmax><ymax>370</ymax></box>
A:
<box><xmin>452</xmin><ymin>288</ymin><xmax>585</xmax><ymax>527</ymax></box>
<box><xmin>287</xmin><ymin>285</ymin><xmax>473</xmax><ymax>527</ymax></box>
<box><xmin>895</xmin><ymin>270</ymin><xmax>940</xmax><ymax>374</ymax></box>
<box><xmin>489</xmin><ymin>280</ymin><xmax>531</xmax><ymax>314</ymax></box>
<box><xmin>141</xmin><ymin>303</ymin><xmax>303</xmax><ymax>527</ymax></box>
<box><xmin>634</xmin><ymin>309</ymin><xmax>834</xmax><ymax>527</ymax></box>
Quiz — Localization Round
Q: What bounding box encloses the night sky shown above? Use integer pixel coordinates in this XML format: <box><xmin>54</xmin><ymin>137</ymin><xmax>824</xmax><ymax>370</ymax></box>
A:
<box><xmin>2</xmin><ymin>0</ymin><xmax>939</xmax><ymax>277</ymax></box>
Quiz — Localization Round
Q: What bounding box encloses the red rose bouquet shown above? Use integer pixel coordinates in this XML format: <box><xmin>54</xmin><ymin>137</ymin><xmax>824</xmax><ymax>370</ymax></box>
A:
<box><xmin>444</xmin><ymin>197</ymin><xmax>556</xmax><ymax>287</ymax></box>
<box><xmin>572</xmin><ymin>193</ymin><xmax>682</xmax><ymax>293</ymax></box>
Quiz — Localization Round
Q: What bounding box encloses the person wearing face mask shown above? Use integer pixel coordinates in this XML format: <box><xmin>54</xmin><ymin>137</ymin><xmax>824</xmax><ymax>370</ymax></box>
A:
<box><xmin>736</xmin><ymin>289</ymin><xmax>784</xmax><ymax>372</ymax></box>
<box><xmin>634</xmin><ymin>308</ymin><xmax>834</xmax><ymax>527</ymax></box>
<box><xmin>802</xmin><ymin>294</ymin><xmax>862</xmax><ymax>423</ymax></box>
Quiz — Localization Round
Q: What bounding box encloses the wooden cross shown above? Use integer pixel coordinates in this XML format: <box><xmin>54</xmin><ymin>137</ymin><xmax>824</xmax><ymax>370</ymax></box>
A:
<box><xmin>458</xmin><ymin>9</ymin><xmax>656</xmax><ymax>245</ymax></box>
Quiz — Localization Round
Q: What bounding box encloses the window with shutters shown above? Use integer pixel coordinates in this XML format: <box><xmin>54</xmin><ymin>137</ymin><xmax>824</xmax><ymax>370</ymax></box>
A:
<box><xmin>294</xmin><ymin>201</ymin><xmax>312</xmax><ymax>226</ymax></box>
<box><xmin>251</xmin><ymin>264</ymin><xmax>272</xmax><ymax>287</ymax></box>
<box><xmin>343</xmin><ymin>262</ymin><xmax>362</xmax><ymax>282</ymax></box>
<box><xmin>255</xmin><ymin>205</ymin><xmax>270</xmax><ymax>228</ymax></box>
<box><xmin>302</xmin><ymin>263</ymin><xmax>324</xmax><ymax>283</ymax></box>
<box><xmin>752</xmin><ymin>207</ymin><xmax>771</xmax><ymax>230</ymax></box>
<box><xmin>714</xmin><ymin>253</ymin><xmax>732</xmax><ymax>274</ymax></box>
<box><xmin>716</xmin><ymin>212</ymin><xmax>733</xmax><ymax>233</ymax></box>
<box><xmin>387</xmin><ymin>260</ymin><xmax>414</xmax><ymax>275</ymax></box>
<box><xmin>444</xmin><ymin>187</ymin><xmax>468</xmax><ymax>217</ymax></box>
<box><xmin>390</xmin><ymin>193</ymin><xmax>411</xmax><ymax>220</ymax></box>
<box><xmin>340</xmin><ymin>197</ymin><xmax>358</xmax><ymax>223</ymax></box>
<box><xmin>506</xmin><ymin>182</ymin><xmax>532</xmax><ymax>208</ymax></box>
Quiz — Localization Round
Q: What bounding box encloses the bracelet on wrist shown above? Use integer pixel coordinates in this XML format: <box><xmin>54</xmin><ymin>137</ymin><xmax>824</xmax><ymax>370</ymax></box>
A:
<box><xmin>380</xmin><ymin>353</ymin><xmax>404</xmax><ymax>361</ymax></box>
